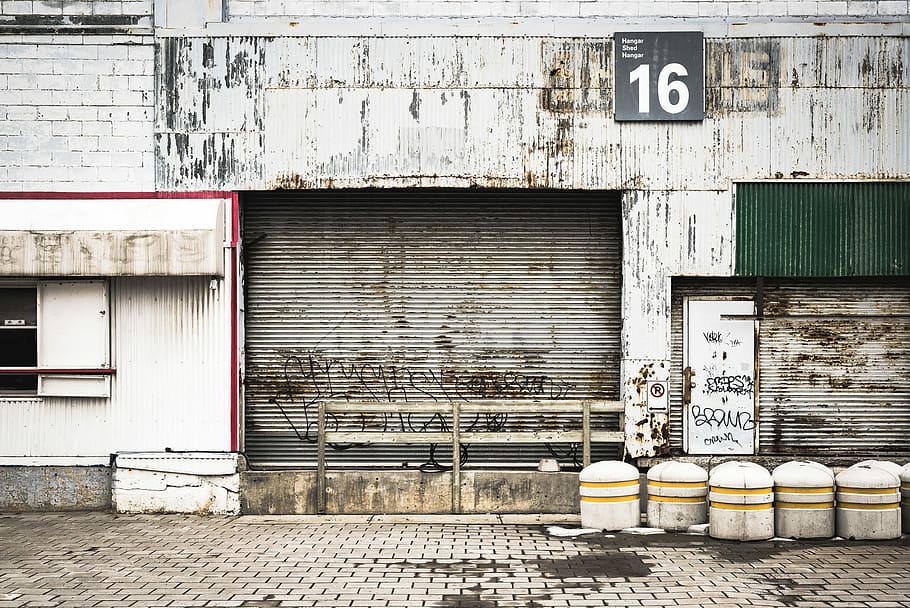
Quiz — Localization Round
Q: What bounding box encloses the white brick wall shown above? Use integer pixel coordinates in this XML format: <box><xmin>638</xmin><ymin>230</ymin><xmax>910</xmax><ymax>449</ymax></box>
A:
<box><xmin>0</xmin><ymin>1</ymin><xmax>153</xmax><ymax>16</ymax></box>
<box><xmin>0</xmin><ymin>35</ymin><xmax>154</xmax><ymax>192</ymax></box>
<box><xmin>225</xmin><ymin>0</ymin><xmax>909</xmax><ymax>19</ymax></box>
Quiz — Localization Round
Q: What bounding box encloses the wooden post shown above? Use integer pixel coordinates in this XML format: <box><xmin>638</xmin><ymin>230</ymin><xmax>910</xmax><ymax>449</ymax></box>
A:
<box><xmin>451</xmin><ymin>402</ymin><xmax>461</xmax><ymax>514</ymax></box>
<box><xmin>582</xmin><ymin>401</ymin><xmax>591</xmax><ymax>467</ymax></box>
<box><xmin>317</xmin><ymin>402</ymin><xmax>327</xmax><ymax>515</ymax></box>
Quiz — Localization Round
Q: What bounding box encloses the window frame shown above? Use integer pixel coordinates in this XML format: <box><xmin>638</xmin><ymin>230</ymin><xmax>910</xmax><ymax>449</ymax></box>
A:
<box><xmin>0</xmin><ymin>279</ymin><xmax>114</xmax><ymax>399</ymax></box>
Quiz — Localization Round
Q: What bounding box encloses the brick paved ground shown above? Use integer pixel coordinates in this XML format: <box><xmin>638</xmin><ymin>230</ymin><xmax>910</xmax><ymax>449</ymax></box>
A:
<box><xmin>0</xmin><ymin>513</ymin><xmax>908</xmax><ymax>607</ymax></box>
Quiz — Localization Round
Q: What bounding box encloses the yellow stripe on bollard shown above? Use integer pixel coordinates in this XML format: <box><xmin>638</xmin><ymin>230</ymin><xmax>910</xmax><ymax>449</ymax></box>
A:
<box><xmin>711</xmin><ymin>486</ymin><xmax>772</xmax><ymax>495</ymax></box>
<box><xmin>648</xmin><ymin>481</ymin><xmax>707</xmax><ymax>489</ymax></box>
<box><xmin>648</xmin><ymin>495</ymin><xmax>705</xmax><ymax>504</ymax></box>
<box><xmin>580</xmin><ymin>480</ymin><xmax>639</xmax><ymax>489</ymax></box>
<box><xmin>710</xmin><ymin>501</ymin><xmax>772</xmax><ymax>511</ymax></box>
<box><xmin>774</xmin><ymin>486</ymin><xmax>834</xmax><ymax>494</ymax></box>
<box><xmin>775</xmin><ymin>501</ymin><xmax>835</xmax><ymax>509</ymax></box>
<box><xmin>581</xmin><ymin>495</ymin><xmax>639</xmax><ymax>503</ymax></box>
<box><xmin>837</xmin><ymin>501</ymin><xmax>899</xmax><ymax>510</ymax></box>
<box><xmin>838</xmin><ymin>487</ymin><xmax>898</xmax><ymax>495</ymax></box>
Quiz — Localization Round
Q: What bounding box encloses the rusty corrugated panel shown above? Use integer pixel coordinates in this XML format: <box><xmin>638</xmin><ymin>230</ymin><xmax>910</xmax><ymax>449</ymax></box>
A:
<box><xmin>770</xmin><ymin>88</ymin><xmax>909</xmax><ymax>179</ymax></box>
<box><xmin>759</xmin><ymin>280</ymin><xmax>910</xmax><ymax>457</ymax></box>
<box><xmin>0</xmin><ymin>277</ymin><xmax>232</xmax><ymax>456</ymax></box>
<box><xmin>769</xmin><ymin>37</ymin><xmax>908</xmax><ymax>179</ymax></box>
<box><xmin>241</xmin><ymin>190</ymin><xmax>622</xmax><ymax>467</ymax></box>
<box><xmin>736</xmin><ymin>182</ymin><xmax>910</xmax><ymax>277</ymax></box>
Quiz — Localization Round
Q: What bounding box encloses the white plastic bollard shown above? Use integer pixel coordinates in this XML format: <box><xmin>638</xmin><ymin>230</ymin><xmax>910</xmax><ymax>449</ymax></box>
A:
<box><xmin>853</xmin><ymin>459</ymin><xmax>904</xmax><ymax>478</ymax></box>
<box><xmin>900</xmin><ymin>463</ymin><xmax>910</xmax><ymax>534</ymax></box>
<box><xmin>772</xmin><ymin>461</ymin><xmax>835</xmax><ymax>539</ymax></box>
<box><xmin>835</xmin><ymin>465</ymin><xmax>901</xmax><ymax>540</ymax></box>
<box><xmin>646</xmin><ymin>462</ymin><xmax>708</xmax><ymax>531</ymax></box>
<box><xmin>579</xmin><ymin>460</ymin><xmax>641</xmax><ymax>531</ymax></box>
<box><xmin>709</xmin><ymin>461</ymin><xmax>774</xmax><ymax>541</ymax></box>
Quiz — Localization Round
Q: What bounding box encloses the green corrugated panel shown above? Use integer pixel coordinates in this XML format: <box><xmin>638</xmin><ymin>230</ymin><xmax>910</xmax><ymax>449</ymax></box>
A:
<box><xmin>736</xmin><ymin>182</ymin><xmax>910</xmax><ymax>277</ymax></box>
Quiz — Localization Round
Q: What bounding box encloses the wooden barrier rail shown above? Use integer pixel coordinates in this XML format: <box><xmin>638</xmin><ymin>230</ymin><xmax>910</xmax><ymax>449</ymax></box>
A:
<box><xmin>315</xmin><ymin>399</ymin><xmax>625</xmax><ymax>513</ymax></box>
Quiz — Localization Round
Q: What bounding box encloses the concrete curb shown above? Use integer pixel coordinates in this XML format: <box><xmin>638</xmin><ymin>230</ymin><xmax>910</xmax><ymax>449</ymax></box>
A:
<box><xmin>240</xmin><ymin>513</ymin><xmax>582</xmax><ymax>525</ymax></box>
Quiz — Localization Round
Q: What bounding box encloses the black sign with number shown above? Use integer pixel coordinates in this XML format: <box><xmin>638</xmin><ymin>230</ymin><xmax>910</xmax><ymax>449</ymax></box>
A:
<box><xmin>614</xmin><ymin>31</ymin><xmax>704</xmax><ymax>121</ymax></box>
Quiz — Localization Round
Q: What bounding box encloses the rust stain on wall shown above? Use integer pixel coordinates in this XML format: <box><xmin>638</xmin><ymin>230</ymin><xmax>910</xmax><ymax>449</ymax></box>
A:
<box><xmin>539</xmin><ymin>40</ymin><xmax>612</xmax><ymax>114</ymax></box>
<box><xmin>625</xmin><ymin>362</ymin><xmax>670</xmax><ymax>458</ymax></box>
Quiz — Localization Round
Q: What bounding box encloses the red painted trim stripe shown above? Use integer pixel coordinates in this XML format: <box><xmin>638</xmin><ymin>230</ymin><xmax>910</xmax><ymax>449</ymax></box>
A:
<box><xmin>230</xmin><ymin>192</ymin><xmax>240</xmax><ymax>452</ymax></box>
<box><xmin>0</xmin><ymin>191</ymin><xmax>232</xmax><ymax>200</ymax></box>
<box><xmin>0</xmin><ymin>368</ymin><xmax>116</xmax><ymax>375</ymax></box>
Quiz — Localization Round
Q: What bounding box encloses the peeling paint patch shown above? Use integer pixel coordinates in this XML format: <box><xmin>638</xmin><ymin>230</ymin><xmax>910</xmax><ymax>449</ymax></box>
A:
<box><xmin>624</xmin><ymin>360</ymin><xmax>671</xmax><ymax>458</ymax></box>
<box><xmin>112</xmin><ymin>453</ymin><xmax>240</xmax><ymax>515</ymax></box>
<box><xmin>539</xmin><ymin>40</ymin><xmax>611</xmax><ymax>114</ymax></box>
<box><xmin>705</xmin><ymin>39</ymin><xmax>780</xmax><ymax>116</ymax></box>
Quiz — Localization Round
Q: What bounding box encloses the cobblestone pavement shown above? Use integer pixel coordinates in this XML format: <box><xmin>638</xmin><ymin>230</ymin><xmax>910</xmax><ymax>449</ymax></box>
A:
<box><xmin>1</xmin><ymin>513</ymin><xmax>909</xmax><ymax>608</ymax></box>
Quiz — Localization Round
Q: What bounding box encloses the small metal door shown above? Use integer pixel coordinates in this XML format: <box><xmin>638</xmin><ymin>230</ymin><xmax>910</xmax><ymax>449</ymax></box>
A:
<box><xmin>683</xmin><ymin>299</ymin><xmax>756</xmax><ymax>455</ymax></box>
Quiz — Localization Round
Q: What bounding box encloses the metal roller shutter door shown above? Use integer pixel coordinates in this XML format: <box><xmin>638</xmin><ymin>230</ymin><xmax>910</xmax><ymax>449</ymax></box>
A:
<box><xmin>671</xmin><ymin>279</ymin><xmax>910</xmax><ymax>458</ymax></box>
<box><xmin>242</xmin><ymin>190</ymin><xmax>622</xmax><ymax>468</ymax></box>
<box><xmin>758</xmin><ymin>280</ymin><xmax>910</xmax><ymax>458</ymax></box>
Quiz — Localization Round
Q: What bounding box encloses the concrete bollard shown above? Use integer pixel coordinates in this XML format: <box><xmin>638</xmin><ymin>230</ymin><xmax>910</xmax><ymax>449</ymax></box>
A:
<box><xmin>709</xmin><ymin>461</ymin><xmax>774</xmax><ymax>541</ymax></box>
<box><xmin>835</xmin><ymin>465</ymin><xmax>901</xmax><ymax>540</ymax></box>
<box><xmin>900</xmin><ymin>464</ymin><xmax>910</xmax><ymax>534</ymax></box>
<box><xmin>646</xmin><ymin>462</ymin><xmax>708</xmax><ymax>531</ymax></box>
<box><xmin>772</xmin><ymin>461</ymin><xmax>835</xmax><ymax>539</ymax></box>
<box><xmin>579</xmin><ymin>460</ymin><xmax>641</xmax><ymax>531</ymax></box>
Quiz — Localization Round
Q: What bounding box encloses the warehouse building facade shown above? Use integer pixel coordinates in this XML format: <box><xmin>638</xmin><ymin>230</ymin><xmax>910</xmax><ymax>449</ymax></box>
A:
<box><xmin>0</xmin><ymin>0</ymin><xmax>907</xmax><ymax>513</ymax></box>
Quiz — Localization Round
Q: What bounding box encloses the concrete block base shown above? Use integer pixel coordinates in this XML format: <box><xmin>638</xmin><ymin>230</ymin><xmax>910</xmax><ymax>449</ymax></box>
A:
<box><xmin>241</xmin><ymin>470</ymin><xmax>581</xmax><ymax>515</ymax></box>
<box><xmin>709</xmin><ymin>508</ymin><xmax>774</xmax><ymax>541</ymax></box>
<box><xmin>647</xmin><ymin>501</ymin><xmax>707</xmax><ymax>531</ymax></box>
<box><xmin>113</xmin><ymin>452</ymin><xmax>240</xmax><ymax>515</ymax></box>
<box><xmin>0</xmin><ymin>465</ymin><xmax>111</xmax><ymax>512</ymax></box>
<box><xmin>775</xmin><ymin>508</ymin><xmax>835</xmax><ymax>539</ymax></box>
<box><xmin>836</xmin><ymin>508</ymin><xmax>901</xmax><ymax>540</ymax></box>
<box><xmin>581</xmin><ymin>500</ymin><xmax>639</xmax><ymax>531</ymax></box>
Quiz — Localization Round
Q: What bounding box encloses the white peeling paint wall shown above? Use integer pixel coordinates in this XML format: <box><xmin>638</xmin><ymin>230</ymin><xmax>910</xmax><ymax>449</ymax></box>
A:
<box><xmin>156</xmin><ymin>35</ymin><xmax>909</xmax><ymax>191</ymax></box>
<box><xmin>622</xmin><ymin>189</ymin><xmax>734</xmax><ymax>456</ymax></box>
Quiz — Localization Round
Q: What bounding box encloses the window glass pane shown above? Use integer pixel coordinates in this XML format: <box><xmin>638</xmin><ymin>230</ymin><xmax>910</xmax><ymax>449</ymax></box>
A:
<box><xmin>0</xmin><ymin>288</ymin><xmax>37</xmax><ymax>327</ymax></box>
<box><xmin>0</xmin><ymin>288</ymin><xmax>37</xmax><ymax>393</ymax></box>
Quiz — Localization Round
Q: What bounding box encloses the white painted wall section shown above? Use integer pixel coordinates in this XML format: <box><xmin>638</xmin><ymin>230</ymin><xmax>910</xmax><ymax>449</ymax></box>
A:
<box><xmin>112</xmin><ymin>452</ymin><xmax>240</xmax><ymax>515</ymax></box>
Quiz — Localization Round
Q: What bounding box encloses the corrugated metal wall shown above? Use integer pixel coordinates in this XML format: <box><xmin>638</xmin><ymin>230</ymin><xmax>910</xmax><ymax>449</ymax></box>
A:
<box><xmin>670</xmin><ymin>278</ymin><xmax>910</xmax><ymax>458</ymax></box>
<box><xmin>736</xmin><ymin>182</ymin><xmax>910</xmax><ymax>277</ymax></box>
<box><xmin>242</xmin><ymin>189</ymin><xmax>621</xmax><ymax>467</ymax></box>
<box><xmin>156</xmin><ymin>36</ymin><xmax>910</xmax><ymax>191</ymax></box>
<box><xmin>0</xmin><ymin>277</ymin><xmax>232</xmax><ymax>456</ymax></box>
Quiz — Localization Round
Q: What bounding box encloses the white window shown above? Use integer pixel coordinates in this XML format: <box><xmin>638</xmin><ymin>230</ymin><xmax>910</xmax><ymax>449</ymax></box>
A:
<box><xmin>0</xmin><ymin>280</ymin><xmax>110</xmax><ymax>398</ymax></box>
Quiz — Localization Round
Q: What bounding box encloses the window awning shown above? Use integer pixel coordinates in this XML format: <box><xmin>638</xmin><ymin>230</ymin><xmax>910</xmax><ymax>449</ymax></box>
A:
<box><xmin>0</xmin><ymin>198</ymin><xmax>226</xmax><ymax>277</ymax></box>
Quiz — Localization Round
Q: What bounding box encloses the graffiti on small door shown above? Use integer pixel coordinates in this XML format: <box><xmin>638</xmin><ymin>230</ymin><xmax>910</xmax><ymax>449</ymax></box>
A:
<box><xmin>685</xmin><ymin>300</ymin><xmax>756</xmax><ymax>455</ymax></box>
